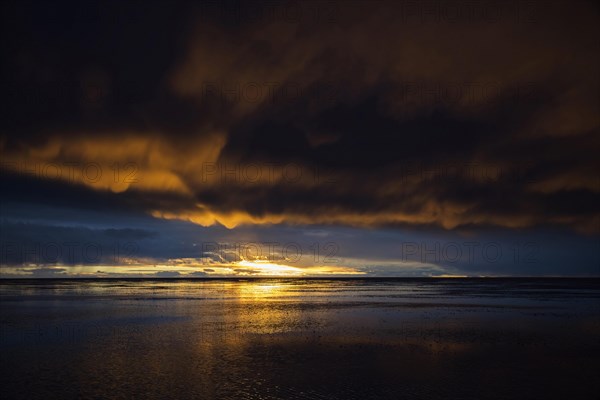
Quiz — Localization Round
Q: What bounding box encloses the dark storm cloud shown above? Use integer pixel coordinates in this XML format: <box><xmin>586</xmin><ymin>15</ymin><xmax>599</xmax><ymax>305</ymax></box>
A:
<box><xmin>0</xmin><ymin>220</ymin><xmax>157</xmax><ymax>266</ymax></box>
<box><xmin>1</xmin><ymin>0</ymin><xmax>599</xmax><ymax>233</ymax></box>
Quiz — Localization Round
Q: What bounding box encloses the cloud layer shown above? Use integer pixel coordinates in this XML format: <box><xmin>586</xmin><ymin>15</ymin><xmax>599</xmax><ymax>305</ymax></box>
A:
<box><xmin>1</xmin><ymin>0</ymin><xmax>599</xmax><ymax>235</ymax></box>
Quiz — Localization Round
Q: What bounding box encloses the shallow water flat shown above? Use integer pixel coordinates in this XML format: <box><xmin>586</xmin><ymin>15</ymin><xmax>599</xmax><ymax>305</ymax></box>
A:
<box><xmin>1</xmin><ymin>279</ymin><xmax>599</xmax><ymax>400</ymax></box>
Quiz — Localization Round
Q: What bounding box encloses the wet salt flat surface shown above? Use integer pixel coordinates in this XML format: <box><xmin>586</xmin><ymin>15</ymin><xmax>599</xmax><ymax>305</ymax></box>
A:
<box><xmin>1</xmin><ymin>278</ymin><xmax>599</xmax><ymax>400</ymax></box>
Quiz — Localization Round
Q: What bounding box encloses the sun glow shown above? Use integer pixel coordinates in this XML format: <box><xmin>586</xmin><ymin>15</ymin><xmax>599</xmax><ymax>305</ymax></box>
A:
<box><xmin>236</xmin><ymin>260</ymin><xmax>304</xmax><ymax>276</ymax></box>
<box><xmin>0</xmin><ymin>258</ymin><xmax>367</xmax><ymax>278</ymax></box>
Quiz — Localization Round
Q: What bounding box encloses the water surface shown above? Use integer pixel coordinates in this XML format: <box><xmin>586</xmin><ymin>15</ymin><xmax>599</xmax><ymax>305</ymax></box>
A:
<box><xmin>1</xmin><ymin>278</ymin><xmax>599</xmax><ymax>399</ymax></box>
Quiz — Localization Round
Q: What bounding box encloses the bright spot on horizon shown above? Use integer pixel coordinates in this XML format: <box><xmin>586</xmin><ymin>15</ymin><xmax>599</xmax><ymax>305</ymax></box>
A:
<box><xmin>236</xmin><ymin>260</ymin><xmax>304</xmax><ymax>276</ymax></box>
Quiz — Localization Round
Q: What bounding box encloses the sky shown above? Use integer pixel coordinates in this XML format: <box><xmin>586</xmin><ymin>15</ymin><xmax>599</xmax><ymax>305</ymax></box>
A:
<box><xmin>0</xmin><ymin>0</ymin><xmax>598</xmax><ymax>277</ymax></box>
